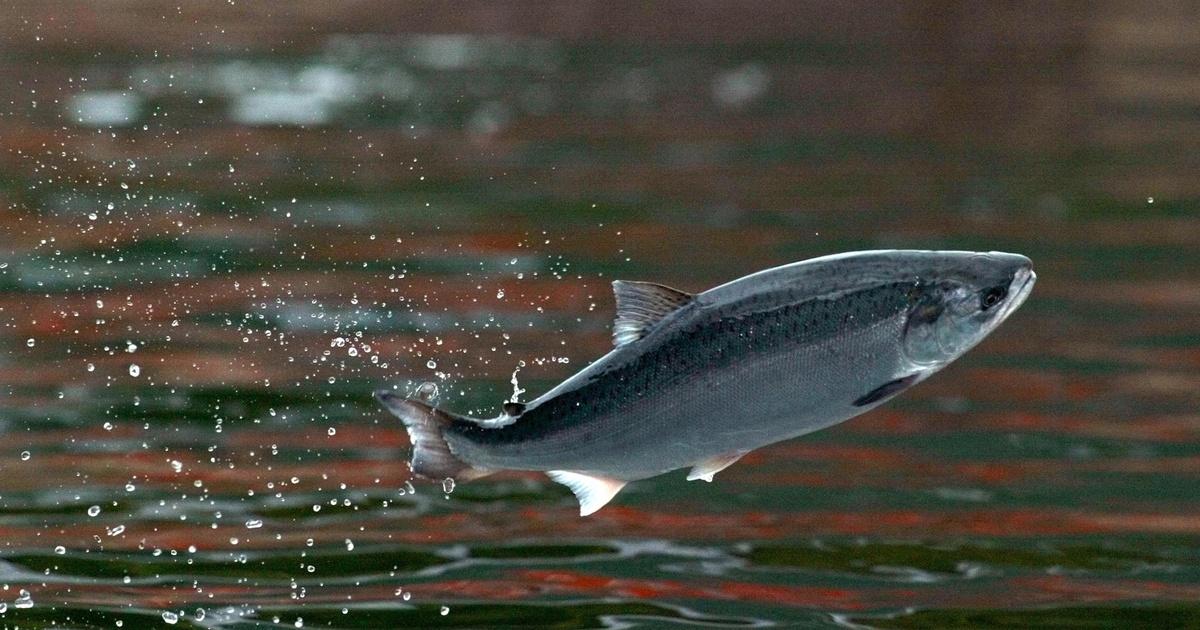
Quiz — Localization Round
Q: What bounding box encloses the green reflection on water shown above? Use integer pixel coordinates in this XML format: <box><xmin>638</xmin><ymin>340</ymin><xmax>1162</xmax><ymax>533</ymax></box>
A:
<box><xmin>741</xmin><ymin>541</ymin><xmax>1162</xmax><ymax>577</ymax></box>
<box><xmin>856</xmin><ymin>603</ymin><xmax>1200</xmax><ymax>629</ymax></box>
<box><xmin>252</xmin><ymin>602</ymin><xmax>762</xmax><ymax>629</ymax></box>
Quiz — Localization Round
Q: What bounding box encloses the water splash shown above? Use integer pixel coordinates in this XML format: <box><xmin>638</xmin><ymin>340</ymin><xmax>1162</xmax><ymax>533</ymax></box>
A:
<box><xmin>509</xmin><ymin>360</ymin><xmax>526</xmax><ymax>403</ymax></box>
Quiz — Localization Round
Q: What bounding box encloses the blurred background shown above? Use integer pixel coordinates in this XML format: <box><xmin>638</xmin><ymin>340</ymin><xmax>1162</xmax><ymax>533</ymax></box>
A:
<box><xmin>1</xmin><ymin>1</ymin><xmax>1198</xmax><ymax>627</ymax></box>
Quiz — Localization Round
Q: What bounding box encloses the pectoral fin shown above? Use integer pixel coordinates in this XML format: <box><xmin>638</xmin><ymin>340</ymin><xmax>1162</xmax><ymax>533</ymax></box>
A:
<box><xmin>853</xmin><ymin>373</ymin><xmax>920</xmax><ymax>407</ymax></box>
<box><xmin>687</xmin><ymin>450</ymin><xmax>748</xmax><ymax>482</ymax></box>
<box><xmin>547</xmin><ymin>471</ymin><xmax>627</xmax><ymax>516</ymax></box>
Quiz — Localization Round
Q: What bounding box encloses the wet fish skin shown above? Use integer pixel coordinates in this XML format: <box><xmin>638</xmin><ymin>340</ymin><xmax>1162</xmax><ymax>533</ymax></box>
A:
<box><xmin>378</xmin><ymin>249</ymin><xmax>1036</xmax><ymax>515</ymax></box>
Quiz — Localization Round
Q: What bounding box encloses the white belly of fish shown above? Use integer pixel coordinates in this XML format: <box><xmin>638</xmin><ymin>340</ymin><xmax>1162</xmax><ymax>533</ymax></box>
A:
<box><xmin>542</xmin><ymin>313</ymin><xmax>909</xmax><ymax>480</ymax></box>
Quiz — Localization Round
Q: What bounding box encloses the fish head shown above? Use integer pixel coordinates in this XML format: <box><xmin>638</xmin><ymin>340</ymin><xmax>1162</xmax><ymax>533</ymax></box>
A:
<box><xmin>902</xmin><ymin>251</ymin><xmax>1035</xmax><ymax>367</ymax></box>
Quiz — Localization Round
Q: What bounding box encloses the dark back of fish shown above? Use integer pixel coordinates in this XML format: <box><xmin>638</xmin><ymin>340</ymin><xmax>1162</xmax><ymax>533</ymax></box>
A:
<box><xmin>448</xmin><ymin>281</ymin><xmax>915</xmax><ymax>479</ymax></box>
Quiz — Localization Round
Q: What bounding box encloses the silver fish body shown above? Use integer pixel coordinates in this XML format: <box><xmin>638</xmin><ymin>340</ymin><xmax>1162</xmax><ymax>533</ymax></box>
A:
<box><xmin>378</xmin><ymin>250</ymin><xmax>1036</xmax><ymax>514</ymax></box>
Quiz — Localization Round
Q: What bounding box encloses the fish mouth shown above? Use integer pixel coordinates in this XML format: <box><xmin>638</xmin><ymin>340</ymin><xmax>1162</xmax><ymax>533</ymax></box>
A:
<box><xmin>997</xmin><ymin>266</ymin><xmax>1036</xmax><ymax>324</ymax></box>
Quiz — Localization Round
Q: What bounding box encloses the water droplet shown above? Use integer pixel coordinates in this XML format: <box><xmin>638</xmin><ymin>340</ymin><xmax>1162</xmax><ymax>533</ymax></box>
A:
<box><xmin>25</xmin><ymin>338</ymin><xmax>34</xmax><ymax>347</ymax></box>
<box><xmin>87</xmin><ymin>505</ymin><xmax>101</xmax><ymax>517</ymax></box>
<box><xmin>442</xmin><ymin>478</ymin><xmax>456</xmax><ymax>494</ymax></box>
<box><xmin>128</xmin><ymin>364</ymin><xmax>140</xmax><ymax>377</ymax></box>
<box><xmin>161</xmin><ymin>611</ymin><xmax>178</xmax><ymax>624</ymax></box>
<box><xmin>125</xmin><ymin>483</ymin><xmax>135</xmax><ymax>492</ymax></box>
<box><xmin>496</xmin><ymin>289</ymin><xmax>505</xmax><ymax>299</ymax></box>
<box><xmin>327</xmin><ymin>427</ymin><xmax>336</xmax><ymax>436</ymax></box>
<box><xmin>415</xmin><ymin>382</ymin><xmax>438</xmax><ymax>402</ymax></box>
<box><xmin>86</xmin><ymin>363</ymin><xmax>95</xmax><ymax>372</ymax></box>
<box><xmin>245</xmin><ymin>519</ymin><xmax>262</xmax><ymax>529</ymax></box>
<box><xmin>170</xmin><ymin>460</ymin><xmax>183</xmax><ymax>473</ymax></box>
<box><xmin>107</xmin><ymin>525</ymin><xmax>125</xmax><ymax>536</ymax></box>
<box><xmin>14</xmin><ymin>590</ymin><xmax>33</xmax><ymax>609</ymax></box>
<box><xmin>426</xmin><ymin>360</ymin><xmax>437</xmax><ymax>369</ymax></box>
<box><xmin>195</xmin><ymin>608</ymin><xmax>206</xmax><ymax>621</ymax></box>
<box><xmin>19</xmin><ymin>451</ymin><xmax>30</xmax><ymax>461</ymax></box>
<box><xmin>344</xmin><ymin>538</ymin><xmax>354</xmax><ymax>551</ymax></box>
<box><xmin>440</xmin><ymin>606</ymin><xmax>449</xmax><ymax>616</ymax></box>
<box><xmin>54</xmin><ymin>545</ymin><xmax>65</xmax><ymax>555</ymax></box>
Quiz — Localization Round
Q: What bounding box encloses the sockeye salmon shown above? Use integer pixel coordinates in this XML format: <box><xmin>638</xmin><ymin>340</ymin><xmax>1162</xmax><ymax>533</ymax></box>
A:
<box><xmin>377</xmin><ymin>250</ymin><xmax>1036</xmax><ymax>515</ymax></box>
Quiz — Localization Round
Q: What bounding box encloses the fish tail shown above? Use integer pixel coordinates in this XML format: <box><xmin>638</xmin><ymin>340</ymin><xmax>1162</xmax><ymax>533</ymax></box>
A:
<box><xmin>375</xmin><ymin>389</ymin><xmax>488</xmax><ymax>481</ymax></box>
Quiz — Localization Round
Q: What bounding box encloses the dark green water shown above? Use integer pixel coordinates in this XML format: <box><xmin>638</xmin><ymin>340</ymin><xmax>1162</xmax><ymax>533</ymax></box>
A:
<box><xmin>0</xmin><ymin>3</ymin><xmax>1199</xmax><ymax>628</ymax></box>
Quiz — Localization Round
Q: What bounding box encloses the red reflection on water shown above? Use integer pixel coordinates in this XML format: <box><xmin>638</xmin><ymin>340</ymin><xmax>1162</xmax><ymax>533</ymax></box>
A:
<box><xmin>513</xmin><ymin>569</ymin><xmax>868</xmax><ymax>609</ymax></box>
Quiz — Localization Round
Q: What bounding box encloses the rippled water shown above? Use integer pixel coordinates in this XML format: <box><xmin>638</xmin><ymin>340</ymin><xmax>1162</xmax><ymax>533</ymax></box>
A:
<box><xmin>1</xmin><ymin>3</ymin><xmax>1199</xmax><ymax>628</ymax></box>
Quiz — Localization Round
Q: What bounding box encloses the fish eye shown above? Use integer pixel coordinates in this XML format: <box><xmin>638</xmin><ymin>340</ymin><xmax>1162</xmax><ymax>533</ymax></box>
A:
<box><xmin>981</xmin><ymin>285</ymin><xmax>1008</xmax><ymax>310</ymax></box>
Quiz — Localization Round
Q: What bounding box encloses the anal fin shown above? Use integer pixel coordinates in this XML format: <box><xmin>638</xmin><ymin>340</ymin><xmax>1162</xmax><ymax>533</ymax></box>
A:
<box><xmin>687</xmin><ymin>450</ymin><xmax>748</xmax><ymax>482</ymax></box>
<box><xmin>547</xmin><ymin>471</ymin><xmax>627</xmax><ymax>516</ymax></box>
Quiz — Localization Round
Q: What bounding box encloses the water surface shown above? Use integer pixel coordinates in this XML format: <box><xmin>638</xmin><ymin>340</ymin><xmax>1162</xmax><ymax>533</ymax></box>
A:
<box><xmin>1</xmin><ymin>3</ymin><xmax>1199</xmax><ymax>627</ymax></box>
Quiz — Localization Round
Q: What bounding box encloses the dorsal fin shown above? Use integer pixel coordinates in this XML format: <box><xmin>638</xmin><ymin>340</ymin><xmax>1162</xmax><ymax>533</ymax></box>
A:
<box><xmin>547</xmin><ymin>470</ymin><xmax>627</xmax><ymax>516</ymax></box>
<box><xmin>611</xmin><ymin>280</ymin><xmax>693</xmax><ymax>347</ymax></box>
<box><xmin>502</xmin><ymin>401</ymin><xmax>526</xmax><ymax>416</ymax></box>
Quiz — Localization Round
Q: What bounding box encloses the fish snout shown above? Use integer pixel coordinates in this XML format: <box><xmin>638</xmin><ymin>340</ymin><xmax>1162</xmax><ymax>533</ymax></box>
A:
<box><xmin>984</xmin><ymin>251</ymin><xmax>1032</xmax><ymax>277</ymax></box>
<box><xmin>374</xmin><ymin>389</ymin><xmax>401</xmax><ymax>405</ymax></box>
<box><xmin>1000</xmin><ymin>265</ymin><xmax>1036</xmax><ymax>322</ymax></box>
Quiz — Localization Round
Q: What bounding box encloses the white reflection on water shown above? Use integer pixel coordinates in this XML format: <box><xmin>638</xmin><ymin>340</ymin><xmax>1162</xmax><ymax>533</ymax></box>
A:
<box><xmin>67</xmin><ymin>91</ymin><xmax>142</xmax><ymax>127</ymax></box>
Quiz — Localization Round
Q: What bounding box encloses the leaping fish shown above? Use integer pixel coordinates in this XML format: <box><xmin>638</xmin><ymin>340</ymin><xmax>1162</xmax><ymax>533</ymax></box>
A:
<box><xmin>377</xmin><ymin>250</ymin><xmax>1036</xmax><ymax>515</ymax></box>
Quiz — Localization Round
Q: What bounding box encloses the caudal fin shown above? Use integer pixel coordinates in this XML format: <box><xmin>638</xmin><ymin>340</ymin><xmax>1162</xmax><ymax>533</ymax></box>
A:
<box><xmin>375</xmin><ymin>389</ymin><xmax>487</xmax><ymax>481</ymax></box>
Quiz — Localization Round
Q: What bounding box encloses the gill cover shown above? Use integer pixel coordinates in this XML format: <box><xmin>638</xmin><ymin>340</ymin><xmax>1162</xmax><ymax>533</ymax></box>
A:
<box><xmin>902</xmin><ymin>260</ymin><xmax>1034</xmax><ymax>368</ymax></box>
